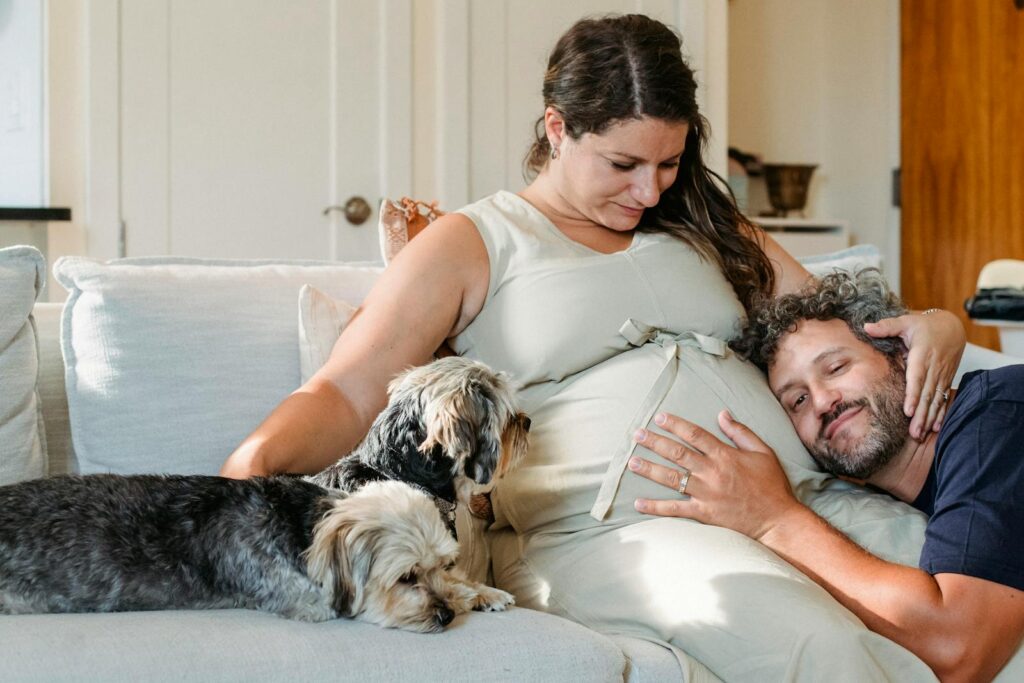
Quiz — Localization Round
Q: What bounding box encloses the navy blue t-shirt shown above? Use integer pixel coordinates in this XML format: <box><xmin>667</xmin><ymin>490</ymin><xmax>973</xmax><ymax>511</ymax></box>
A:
<box><xmin>911</xmin><ymin>364</ymin><xmax>1024</xmax><ymax>590</ymax></box>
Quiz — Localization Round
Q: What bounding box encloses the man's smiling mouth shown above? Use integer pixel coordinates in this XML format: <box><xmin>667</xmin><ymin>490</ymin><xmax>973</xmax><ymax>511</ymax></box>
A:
<box><xmin>824</xmin><ymin>405</ymin><xmax>865</xmax><ymax>441</ymax></box>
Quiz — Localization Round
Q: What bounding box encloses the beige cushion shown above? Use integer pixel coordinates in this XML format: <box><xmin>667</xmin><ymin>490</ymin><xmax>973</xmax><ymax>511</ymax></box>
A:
<box><xmin>297</xmin><ymin>284</ymin><xmax>357</xmax><ymax>381</ymax></box>
<box><xmin>0</xmin><ymin>246</ymin><xmax>47</xmax><ymax>484</ymax></box>
<box><xmin>977</xmin><ymin>259</ymin><xmax>1024</xmax><ymax>289</ymax></box>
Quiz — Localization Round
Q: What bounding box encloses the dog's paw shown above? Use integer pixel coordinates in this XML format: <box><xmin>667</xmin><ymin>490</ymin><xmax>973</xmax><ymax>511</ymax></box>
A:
<box><xmin>471</xmin><ymin>584</ymin><xmax>515</xmax><ymax>612</ymax></box>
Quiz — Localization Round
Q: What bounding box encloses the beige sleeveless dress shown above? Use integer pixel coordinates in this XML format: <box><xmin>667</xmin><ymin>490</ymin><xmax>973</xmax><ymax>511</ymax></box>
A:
<box><xmin>454</xmin><ymin>191</ymin><xmax>935</xmax><ymax>682</ymax></box>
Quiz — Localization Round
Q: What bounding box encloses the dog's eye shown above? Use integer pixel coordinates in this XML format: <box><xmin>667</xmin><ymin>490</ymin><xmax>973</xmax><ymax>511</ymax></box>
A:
<box><xmin>445</xmin><ymin>561</ymin><xmax>456</xmax><ymax>571</ymax></box>
<box><xmin>399</xmin><ymin>571</ymin><xmax>417</xmax><ymax>585</ymax></box>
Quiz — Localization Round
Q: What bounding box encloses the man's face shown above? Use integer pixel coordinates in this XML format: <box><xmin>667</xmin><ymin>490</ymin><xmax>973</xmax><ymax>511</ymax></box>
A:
<box><xmin>767</xmin><ymin>319</ymin><xmax>910</xmax><ymax>479</ymax></box>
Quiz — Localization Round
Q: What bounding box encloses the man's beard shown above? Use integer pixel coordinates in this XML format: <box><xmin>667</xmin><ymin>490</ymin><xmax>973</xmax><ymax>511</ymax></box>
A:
<box><xmin>809</xmin><ymin>365</ymin><xmax>910</xmax><ymax>479</ymax></box>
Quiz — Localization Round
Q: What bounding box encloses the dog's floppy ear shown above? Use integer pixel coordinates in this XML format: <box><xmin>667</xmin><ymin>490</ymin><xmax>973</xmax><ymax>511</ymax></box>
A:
<box><xmin>464</xmin><ymin>422</ymin><xmax>500</xmax><ymax>484</ymax></box>
<box><xmin>304</xmin><ymin>498</ymin><xmax>371</xmax><ymax>616</ymax></box>
<box><xmin>498</xmin><ymin>413</ymin><xmax>530</xmax><ymax>477</ymax></box>
<box><xmin>419</xmin><ymin>386</ymin><xmax>476</xmax><ymax>465</ymax></box>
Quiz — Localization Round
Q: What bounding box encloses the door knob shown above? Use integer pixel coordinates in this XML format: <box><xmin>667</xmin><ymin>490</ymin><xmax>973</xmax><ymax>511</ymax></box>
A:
<box><xmin>323</xmin><ymin>196</ymin><xmax>372</xmax><ymax>225</ymax></box>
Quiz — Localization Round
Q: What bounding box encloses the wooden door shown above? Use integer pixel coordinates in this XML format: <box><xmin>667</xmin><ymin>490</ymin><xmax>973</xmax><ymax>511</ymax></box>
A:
<box><xmin>901</xmin><ymin>0</ymin><xmax>1024</xmax><ymax>349</ymax></box>
<box><xmin>119</xmin><ymin>0</ymin><xmax>410</xmax><ymax>262</ymax></box>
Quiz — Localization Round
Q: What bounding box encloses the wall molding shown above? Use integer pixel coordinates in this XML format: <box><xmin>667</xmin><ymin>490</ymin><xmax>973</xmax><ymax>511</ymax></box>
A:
<box><xmin>85</xmin><ymin>0</ymin><xmax>121</xmax><ymax>259</ymax></box>
<box><xmin>435</xmin><ymin>0</ymin><xmax>470</xmax><ymax>209</ymax></box>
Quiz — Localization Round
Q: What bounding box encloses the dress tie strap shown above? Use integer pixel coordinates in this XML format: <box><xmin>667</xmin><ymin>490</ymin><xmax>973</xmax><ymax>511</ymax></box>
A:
<box><xmin>589</xmin><ymin>319</ymin><xmax>727</xmax><ymax>521</ymax></box>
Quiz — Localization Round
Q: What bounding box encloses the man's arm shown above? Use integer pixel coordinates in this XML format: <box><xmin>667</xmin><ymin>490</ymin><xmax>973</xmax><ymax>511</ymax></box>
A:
<box><xmin>630</xmin><ymin>411</ymin><xmax>1024</xmax><ymax>682</ymax></box>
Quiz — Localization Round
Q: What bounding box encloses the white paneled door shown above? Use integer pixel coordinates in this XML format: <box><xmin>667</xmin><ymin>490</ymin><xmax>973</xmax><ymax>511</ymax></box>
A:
<box><xmin>113</xmin><ymin>0</ymin><xmax>410</xmax><ymax>261</ymax></box>
<box><xmin>87</xmin><ymin>0</ymin><xmax>723</xmax><ymax>261</ymax></box>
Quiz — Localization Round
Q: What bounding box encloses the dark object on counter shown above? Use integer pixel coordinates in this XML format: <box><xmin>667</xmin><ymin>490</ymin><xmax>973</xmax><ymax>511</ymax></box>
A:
<box><xmin>965</xmin><ymin>288</ymin><xmax>1024</xmax><ymax>321</ymax></box>
<box><xmin>762</xmin><ymin>164</ymin><xmax>817</xmax><ymax>217</ymax></box>
<box><xmin>728</xmin><ymin>147</ymin><xmax>763</xmax><ymax>177</ymax></box>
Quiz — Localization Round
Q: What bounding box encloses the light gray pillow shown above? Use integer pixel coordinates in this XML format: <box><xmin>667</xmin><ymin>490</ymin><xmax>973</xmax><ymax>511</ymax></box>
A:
<box><xmin>0</xmin><ymin>246</ymin><xmax>47</xmax><ymax>484</ymax></box>
<box><xmin>53</xmin><ymin>256</ymin><xmax>382</xmax><ymax>475</ymax></box>
<box><xmin>797</xmin><ymin>243</ymin><xmax>883</xmax><ymax>277</ymax></box>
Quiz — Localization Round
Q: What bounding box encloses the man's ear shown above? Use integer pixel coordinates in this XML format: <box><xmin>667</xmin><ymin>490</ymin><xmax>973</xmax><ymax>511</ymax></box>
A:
<box><xmin>893</xmin><ymin>348</ymin><xmax>909</xmax><ymax>373</ymax></box>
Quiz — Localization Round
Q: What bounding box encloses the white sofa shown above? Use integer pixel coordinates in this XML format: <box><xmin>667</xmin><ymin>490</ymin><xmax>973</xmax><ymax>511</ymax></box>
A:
<box><xmin>0</xmin><ymin>248</ymin><xmax>675</xmax><ymax>682</ymax></box>
<box><xmin>1</xmin><ymin>245</ymin><xmax>1019</xmax><ymax>682</ymax></box>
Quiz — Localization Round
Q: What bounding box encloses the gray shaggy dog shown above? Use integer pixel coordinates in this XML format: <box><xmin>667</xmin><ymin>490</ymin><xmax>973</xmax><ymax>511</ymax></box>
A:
<box><xmin>0</xmin><ymin>357</ymin><xmax>530</xmax><ymax>630</ymax></box>
<box><xmin>0</xmin><ymin>478</ymin><xmax>467</xmax><ymax>631</ymax></box>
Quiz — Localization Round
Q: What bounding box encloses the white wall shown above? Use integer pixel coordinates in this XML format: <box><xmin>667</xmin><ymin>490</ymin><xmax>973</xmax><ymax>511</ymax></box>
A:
<box><xmin>44</xmin><ymin>1</ymin><xmax>897</xmax><ymax>288</ymax></box>
<box><xmin>729</xmin><ymin>0</ymin><xmax>901</xmax><ymax>278</ymax></box>
<box><xmin>0</xmin><ymin>0</ymin><xmax>46</xmax><ymax>205</ymax></box>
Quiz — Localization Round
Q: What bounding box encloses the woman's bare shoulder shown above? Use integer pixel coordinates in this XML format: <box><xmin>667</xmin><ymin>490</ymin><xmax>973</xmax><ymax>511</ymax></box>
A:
<box><xmin>388</xmin><ymin>211</ymin><xmax>489</xmax><ymax>328</ymax></box>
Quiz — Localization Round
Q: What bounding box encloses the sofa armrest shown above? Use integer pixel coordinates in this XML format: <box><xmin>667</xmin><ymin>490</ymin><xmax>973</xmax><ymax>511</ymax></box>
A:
<box><xmin>954</xmin><ymin>342</ymin><xmax>1021</xmax><ymax>388</ymax></box>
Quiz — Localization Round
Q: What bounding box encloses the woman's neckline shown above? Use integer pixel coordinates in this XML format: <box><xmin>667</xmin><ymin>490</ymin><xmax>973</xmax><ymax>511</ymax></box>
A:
<box><xmin>503</xmin><ymin>191</ymin><xmax>640</xmax><ymax>256</ymax></box>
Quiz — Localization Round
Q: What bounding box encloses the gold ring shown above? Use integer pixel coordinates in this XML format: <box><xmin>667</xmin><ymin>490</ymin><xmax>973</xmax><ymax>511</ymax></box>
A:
<box><xmin>677</xmin><ymin>467</ymin><xmax>691</xmax><ymax>496</ymax></box>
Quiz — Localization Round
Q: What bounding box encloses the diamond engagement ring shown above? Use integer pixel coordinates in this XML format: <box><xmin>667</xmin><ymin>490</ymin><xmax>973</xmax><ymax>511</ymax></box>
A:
<box><xmin>938</xmin><ymin>389</ymin><xmax>950</xmax><ymax>403</ymax></box>
<box><xmin>677</xmin><ymin>467</ymin><xmax>691</xmax><ymax>496</ymax></box>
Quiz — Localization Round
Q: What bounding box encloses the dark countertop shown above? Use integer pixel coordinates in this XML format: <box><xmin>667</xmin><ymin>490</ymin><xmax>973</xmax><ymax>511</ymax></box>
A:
<box><xmin>0</xmin><ymin>207</ymin><xmax>72</xmax><ymax>222</ymax></box>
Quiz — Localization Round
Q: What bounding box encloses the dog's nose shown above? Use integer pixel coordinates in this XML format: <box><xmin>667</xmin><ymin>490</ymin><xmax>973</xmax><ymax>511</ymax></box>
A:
<box><xmin>521</xmin><ymin>415</ymin><xmax>531</xmax><ymax>432</ymax></box>
<box><xmin>434</xmin><ymin>605</ymin><xmax>455</xmax><ymax>627</ymax></box>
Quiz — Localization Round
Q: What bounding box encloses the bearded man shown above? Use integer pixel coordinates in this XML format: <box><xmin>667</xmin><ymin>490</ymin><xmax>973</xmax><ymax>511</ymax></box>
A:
<box><xmin>628</xmin><ymin>270</ymin><xmax>1024</xmax><ymax>683</ymax></box>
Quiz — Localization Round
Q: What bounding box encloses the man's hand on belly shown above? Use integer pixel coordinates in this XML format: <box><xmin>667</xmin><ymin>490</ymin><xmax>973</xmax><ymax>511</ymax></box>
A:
<box><xmin>628</xmin><ymin>409</ymin><xmax>801</xmax><ymax>541</ymax></box>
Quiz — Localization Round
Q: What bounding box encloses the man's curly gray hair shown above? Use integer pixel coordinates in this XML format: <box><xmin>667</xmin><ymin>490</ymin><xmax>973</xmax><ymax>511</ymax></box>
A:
<box><xmin>731</xmin><ymin>269</ymin><xmax>908</xmax><ymax>372</ymax></box>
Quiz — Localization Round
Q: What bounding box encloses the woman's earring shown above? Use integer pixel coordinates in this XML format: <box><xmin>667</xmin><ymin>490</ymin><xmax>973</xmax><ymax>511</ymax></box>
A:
<box><xmin>550</xmin><ymin>146</ymin><xmax>560</xmax><ymax>160</ymax></box>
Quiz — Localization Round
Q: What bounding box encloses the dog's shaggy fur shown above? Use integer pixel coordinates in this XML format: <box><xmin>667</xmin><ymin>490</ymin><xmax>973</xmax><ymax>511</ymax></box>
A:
<box><xmin>305</xmin><ymin>356</ymin><xmax>531</xmax><ymax>616</ymax></box>
<box><xmin>308</xmin><ymin>356</ymin><xmax>531</xmax><ymax>532</ymax></box>
<box><xmin>0</xmin><ymin>477</ymin><xmax>472</xmax><ymax>631</ymax></box>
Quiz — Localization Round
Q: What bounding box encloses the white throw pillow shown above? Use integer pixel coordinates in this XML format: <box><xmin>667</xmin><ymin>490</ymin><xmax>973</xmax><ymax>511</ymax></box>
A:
<box><xmin>53</xmin><ymin>256</ymin><xmax>382</xmax><ymax>475</ymax></box>
<box><xmin>0</xmin><ymin>246</ymin><xmax>47</xmax><ymax>484</ymax></box>
<box><xmin>297</xmin><ymin>284</ymin><xmax>357</xmax><ymax>380</ymax></box>
<box><xmin>797</xmin><ymin>244</ymin><xmax>883</xmax><ymax>277</ymax></box>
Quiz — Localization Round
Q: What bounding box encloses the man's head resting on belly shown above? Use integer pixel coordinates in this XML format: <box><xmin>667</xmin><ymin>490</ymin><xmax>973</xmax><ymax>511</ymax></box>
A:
<box><xmin>731</xmin><ymin>269</ymin><xmax>912</xmax><ymax>479</ymax></box>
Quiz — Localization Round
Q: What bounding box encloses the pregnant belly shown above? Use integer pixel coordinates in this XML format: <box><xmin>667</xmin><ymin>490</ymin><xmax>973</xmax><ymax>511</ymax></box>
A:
<box><xmin>493</xmin><ymin>344</ymin><xmax>824</xmax><ymax>536</ymax></box>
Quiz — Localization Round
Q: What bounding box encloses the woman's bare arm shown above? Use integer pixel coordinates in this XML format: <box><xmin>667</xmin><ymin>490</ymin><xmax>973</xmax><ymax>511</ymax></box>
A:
<box><xmin>220</xmin><ymin>213</ymin><xmax>489</xmax><ymax>478</ymax></box>
<box><xmin>754</xmin><ymin>228</ymin><xmax>814</xmax><ymax>296</ymax></box>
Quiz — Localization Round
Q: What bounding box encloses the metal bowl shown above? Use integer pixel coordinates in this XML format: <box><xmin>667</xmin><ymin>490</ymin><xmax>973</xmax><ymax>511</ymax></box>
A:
<box><xmin>763</xmin><ymin>163</ymin><xmax>818</xmax><ymax>216</ymax></box>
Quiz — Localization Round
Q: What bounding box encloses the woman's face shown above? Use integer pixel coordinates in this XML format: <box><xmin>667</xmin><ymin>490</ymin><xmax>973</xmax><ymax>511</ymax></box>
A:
<box><xmin>551</xmin><ymin>113</ymin><xmax>689</xmax><ymax>231</ymax></box>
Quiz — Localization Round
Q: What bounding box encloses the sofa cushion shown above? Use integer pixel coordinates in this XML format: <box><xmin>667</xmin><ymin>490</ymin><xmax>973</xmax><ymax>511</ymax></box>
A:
<box><xmin>797</xmin><ymin>243</ymin><xmax>883</xmax><ymax>277</ymax></box>
<box><xmin>0</xmin><ymin>246</ymin><xmax>47</xmax><ymax>484</ymax></box>
<box><xmin>0</xmin><ymin>608</ymin><xmax>625</xmax><ymax>682</ymax></box>
<box><xmin>297</xmin><ymin>283</ymin><xmax>356</xmax><ymax>382</ymax></box>
<box><xmin>613</xmin><ymin>634</ymin><xmax>722</xmax><ymax>683</ymax></box>
<box><xmin>53</xmin><ymin>256</ymin><xmax>382</xmax><ymax>475</ymax></box>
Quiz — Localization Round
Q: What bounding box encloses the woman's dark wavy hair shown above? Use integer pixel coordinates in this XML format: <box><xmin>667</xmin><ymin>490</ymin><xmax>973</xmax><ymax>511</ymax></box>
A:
<box><xmin>524</xmin><ymin>14</ymin><xmax>774</xmax><ymax>311</ymax></box>
<box><xmin>730</xmin><ymin>269</ymin><xmax>908</xmax><ymax>372</ymax></box>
